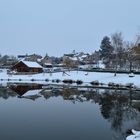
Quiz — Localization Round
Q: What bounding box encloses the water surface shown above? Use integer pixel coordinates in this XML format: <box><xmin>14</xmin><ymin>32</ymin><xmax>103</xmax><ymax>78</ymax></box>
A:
<box><xmin>0</xmin><ymin>83</ymin><xmax>140</xmax><ymax>140</ymax></box>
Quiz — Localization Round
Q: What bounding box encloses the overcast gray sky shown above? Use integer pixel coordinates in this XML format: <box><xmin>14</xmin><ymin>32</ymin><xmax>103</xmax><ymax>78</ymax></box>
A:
<box><xmin>0</xmin><ymin>0</ymin><xmax>140</xmax><ymax>57</ymax></box>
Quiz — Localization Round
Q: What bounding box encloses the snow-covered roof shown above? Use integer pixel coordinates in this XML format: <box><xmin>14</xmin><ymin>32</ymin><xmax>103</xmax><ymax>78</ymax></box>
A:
<box><xmin>70</xmin><ymin>57</ymin><xmax>78</xmax><ymax>61</ymax></box>
<box><xmin>81</xmin><ymin>54</ymin><xmax>88</xmax><ymax>58</ymax></box>
<box><xmin>21</xmin><ymin>61</ymin><xmax>43</xmax><ymax>68</ymax></box>
<box><xmin>58</xmin><ymin>64</ymin><xmax>64</xmax><ymax>66</ymax></box>
<box><xmin>37</xmin><ymin>58</ymin><xmax>42</xmax><ymax>62</ymax></box>
<box><xmin>45</xmin><ymin>63</ymin><xmax>52</xmax><ymax>66</ymax></box>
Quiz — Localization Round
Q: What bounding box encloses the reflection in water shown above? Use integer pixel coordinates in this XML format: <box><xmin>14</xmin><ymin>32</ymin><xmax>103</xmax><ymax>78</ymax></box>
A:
<box><xmin>100</xmin><ymin>90</ymin><xmax>138</xmax><ymax>132</ymax></box>
<box><xmin>0</xmin><ymin>83</ymin><xmax>140</xmax><ymax>139</ymax></box>
<box><xmin>8</xmin><ymin>84</ymin><xmax>43</xmax><ymax>100</ymax></box>
<box><xmin>9</xmin><ymin>84</ymin><xmax>43</xmax><ymax>96</ymax></box>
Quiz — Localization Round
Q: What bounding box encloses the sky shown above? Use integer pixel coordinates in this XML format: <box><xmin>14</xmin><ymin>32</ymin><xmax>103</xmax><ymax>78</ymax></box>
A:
<box><xmin>0</xmin><ymin>0</ymin><xmax>140</xmax><ymax>57</ymax></box>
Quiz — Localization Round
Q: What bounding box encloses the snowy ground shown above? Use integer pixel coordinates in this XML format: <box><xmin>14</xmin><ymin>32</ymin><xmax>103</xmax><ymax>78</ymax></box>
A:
<box><xmin>0</xmin><ymin>70</ymin><xmax>140</xmax><ymax>87</ymax></box>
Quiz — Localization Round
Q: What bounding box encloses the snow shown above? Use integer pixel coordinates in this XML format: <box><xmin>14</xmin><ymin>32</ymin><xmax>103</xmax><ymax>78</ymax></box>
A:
<box><xmin>78</xmin><ymin>65</ymin><xmax>93</xmax><ymax>69</ymax></box>
<box><xmin>81</xmin><ymin>54</ymin><xmax>87</xmax><ymax>58</ymax></box>
<box><xmin>126</xmin><ymin>129</ymin><xmax>140</xmax><ymax>140</ymax></box>
<box><xmin>78</xmin><ymin>61</ymin><xmax>105</xmax><ymax>69</ymax></box>
<box><xmin>65</xmin><ymin>52</ymin><xmax>88</xmax><ymax>62</ymax></box>
<box><xmin>78</xmin><ymin>55</ymin><xmax>88</xmax><ymax>61</ymax></box>
<box><xmin>37</xmin><ymin>58</ymin><xmax>42</xmax><ymax>62</ymax></box>
<box><xmin>21</xmin><ymin>61</ymin><xmax>43</xmax><ymax>68</ymax></box>
<box><xmin>44</xmin><ymin>63</ymin><xmax>52</xmax><ymax>66</ymax></box>
<box><xmin>0</xmin><ymin>70</ymin><xmax>140</xmax><ymax>87</ymax></box>
<box><xmin>69</xmin><ymin>57</ymin><xmax>78</xmax><ymax>61</ymax></box>
<box><xmin>126</xmin><ymin>135</ymin><xmax>140</xmax><ymax>140</ymax></box>
<box><xmin>98</xmin><ymin>62</ymin><xmax>105</xmax><ymax>69</ymax></box>
<box><xmin>132</xmin><ymin>129</ymin><xmax>140</xmax><ymax>135</ymax></box>
<box><xmin>23</xmin><ymin>89</ymin><xmax>42</xmax><ymax>96</ymax></box>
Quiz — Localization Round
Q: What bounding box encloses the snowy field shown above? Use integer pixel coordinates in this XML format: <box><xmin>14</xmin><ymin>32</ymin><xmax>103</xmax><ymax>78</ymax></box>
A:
<box><xmin>0</xmin><ymin>70</ymin><xmax>140</xmax><ymax>87</ymax></box>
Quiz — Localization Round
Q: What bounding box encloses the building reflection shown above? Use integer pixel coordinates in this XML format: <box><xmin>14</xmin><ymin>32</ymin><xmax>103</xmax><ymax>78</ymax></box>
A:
<box><xmin>9</xmin><ymin>83</ymin><xmax>43</xmax><ymax>96</ymax></box>
<box><xmin>0</xmin><ymin>83</ymin><xmax>140</xmax><ymax>134</ymax></box>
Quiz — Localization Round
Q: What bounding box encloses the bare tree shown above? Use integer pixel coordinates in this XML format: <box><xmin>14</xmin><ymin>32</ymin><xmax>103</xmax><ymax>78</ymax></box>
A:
<box><xmin>125</xmin><ymin>42</ymin><xmax>135</xmax><ymax>72</ymax></box>
<box><xmin>63</xmin><ymin>57</ymin><xmax>78</xmax><ymax>69</ymax></box>
<box><xmin>124</xmin><ymin>35</ymin><xmax>140</xmax><ymax>73</ymax></box>
<box><xmin>111</xmin><ymin>32</ymin><xmax>125</xmax><ymax>76</ymax></box>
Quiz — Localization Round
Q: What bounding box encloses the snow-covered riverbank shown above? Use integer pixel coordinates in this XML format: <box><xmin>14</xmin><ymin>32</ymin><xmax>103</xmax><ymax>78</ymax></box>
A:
<box><xmin>0</xmin><ymin>71</ymin><xmax>140</xmax><ymax>87</ymax></box>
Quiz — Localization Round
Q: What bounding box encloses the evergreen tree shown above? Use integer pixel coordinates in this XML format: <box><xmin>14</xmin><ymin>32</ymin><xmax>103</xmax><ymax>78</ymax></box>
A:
<box><xmin>100</xmin><ymin>36</ymin><xmax>114</xmax><ymax>59</ymax></box>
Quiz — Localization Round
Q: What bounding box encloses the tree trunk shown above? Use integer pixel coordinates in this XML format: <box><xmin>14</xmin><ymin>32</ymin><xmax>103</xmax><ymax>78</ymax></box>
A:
<box><xmin>129</xmin><ymin>61</ymin><xmax>132</xmax><ymax>73</ymax></box>
<box><xmin>114</xmin><ymin>65</ymin><xmax>117</xmax><ymax>76</ymax></box>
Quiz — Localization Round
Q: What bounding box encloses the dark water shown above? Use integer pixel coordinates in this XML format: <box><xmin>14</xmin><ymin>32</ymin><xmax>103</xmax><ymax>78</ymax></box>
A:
<box><xmin>0</xmin><ymin>83</ymin><xmax>140</xmax><ymax>140</ymax></box>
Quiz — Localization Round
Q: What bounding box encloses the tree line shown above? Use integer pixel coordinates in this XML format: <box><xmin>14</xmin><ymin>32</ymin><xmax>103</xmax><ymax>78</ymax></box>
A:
<box><xmin>97</xmin><ymin>32</ymin><xmax>140</xmax><ymax>72</ymax></box>
<box><xmin>0</xmin><ymin>32</ymin><xmax>140</xmax><ymax>72</ymax></box>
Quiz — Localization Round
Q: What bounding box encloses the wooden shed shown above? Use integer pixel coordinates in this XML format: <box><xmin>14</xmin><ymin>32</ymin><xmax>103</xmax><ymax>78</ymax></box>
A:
<box><xmin>11</xmin><ymin>61</ymin><xmax>43</xmax><ymax>73</ymax></box>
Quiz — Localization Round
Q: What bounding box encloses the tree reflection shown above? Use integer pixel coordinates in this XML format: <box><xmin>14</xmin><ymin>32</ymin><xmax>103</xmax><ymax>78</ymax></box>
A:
<box><xmin>41</xmin><ymin>87</ymin><xmax>140</xmax><ymax>133</ymax></box>
<box><xmin>99</xmin><ymin>90</ymin><xmax>140</xmax><ymax>132</ymax></box>
<box><xmin>0</xmin><ymin>83</ymin><xmax>140</xmax><ymax>132</ymax></box>
<box><xmin>0</xmin><ymin>87</ymin><xmax>17</xmax><ymax>99</ymax></box>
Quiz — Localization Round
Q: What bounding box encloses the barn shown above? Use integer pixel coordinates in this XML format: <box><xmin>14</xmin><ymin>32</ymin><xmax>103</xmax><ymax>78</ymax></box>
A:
<box><xmin>11</xmin><ymin>60</ymin><xmax>43</xmax><ymax>73</ymax></box>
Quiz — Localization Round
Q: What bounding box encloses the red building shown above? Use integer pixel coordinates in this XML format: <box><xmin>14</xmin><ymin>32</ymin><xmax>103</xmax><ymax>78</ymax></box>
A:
<box><xmin>11</xmin><ymin>61</ymin><xmax>43</xmax><ymax>73</ymax></box>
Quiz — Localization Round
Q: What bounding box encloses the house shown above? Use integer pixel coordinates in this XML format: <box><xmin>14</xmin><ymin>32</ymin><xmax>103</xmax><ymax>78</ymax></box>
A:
<box><xmin>44</xmin><ymin>63</ymin><xmax>53</xmax><ymax>68</ymax></box>
<box><xmin>41</xmin><ymin>55</ymin><xmax>53</xmax><ymax>67</ymax></box>
<box><xmin>17</xmin><ymin>54</ymin><xmax>28</xmax><ymax>60</ymax></box>
<box><xmin>11</xmin><ymin>60</ymin><xmax>43</xmax><ymax>73</ymax></box>
<box><xmin>24</xmin><ymin>54</ymin><xmax>43</xmax><ymax>62</ymax></box>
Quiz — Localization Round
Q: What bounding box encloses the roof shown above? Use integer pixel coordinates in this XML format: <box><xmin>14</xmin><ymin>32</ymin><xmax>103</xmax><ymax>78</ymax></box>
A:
<box><xmin>69</xmin><ymin>57</ymin><xmax>78</xmax><ymax>61</ymax></box>
<box><xmin>21</xmin><ymin>61</ymin><xmax>43</xmax><ymax>68</ymax></box>
<box><xmin>45</xmin><ymin>63</ymin><xmax>52</xmax><ymax>65</ymax></box>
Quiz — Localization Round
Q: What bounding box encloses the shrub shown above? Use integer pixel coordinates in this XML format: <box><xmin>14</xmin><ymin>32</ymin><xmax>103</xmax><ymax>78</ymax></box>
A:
<box><xmin>63</xmin><ymin>79</ymin><xmax>74</xmax><ymax>84</ymax></box>
<box><xmin>56</xmin><ymin>79</ymin><xmax>61</xmax><ymax>83</ymax></box>
<box><xmin>31</xmin><ymin>79</ymin><xmax>35</xmax><ymax>81</ymax></box>
<box><xmin>90</xmin><ymin>80</ymin><xmax>99</xmax><ymax>85</ymax></box>
<box><xmin>76</xmin><ymin>80</ymin><xmax>83</xmax><ymax>85</ymax></box>
<box><xmin>45</xmin><ymin>79</ymin><xmax>49</xmax><ymax>82</ymax></box>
